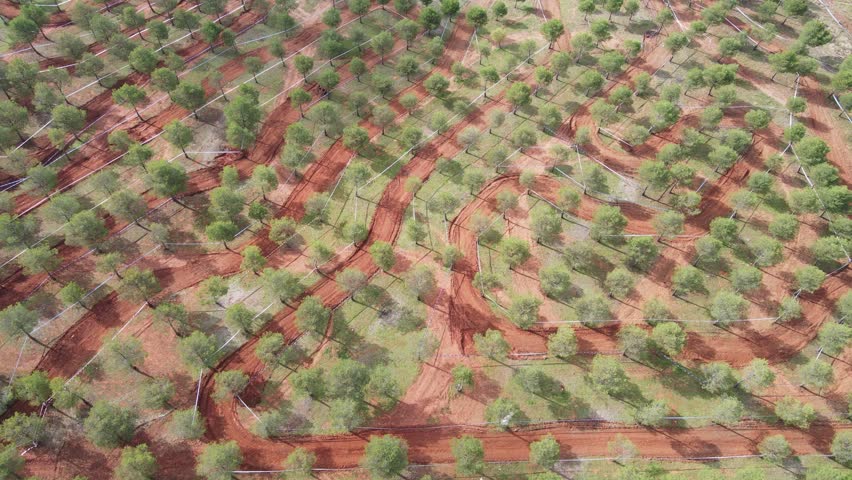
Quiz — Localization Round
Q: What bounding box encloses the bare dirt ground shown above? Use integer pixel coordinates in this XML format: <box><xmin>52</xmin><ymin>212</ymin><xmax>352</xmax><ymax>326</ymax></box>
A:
<box><xmin>8</xmin><ymin>0</ymin><xmax>851</xmax><ymax>477</ymax></box>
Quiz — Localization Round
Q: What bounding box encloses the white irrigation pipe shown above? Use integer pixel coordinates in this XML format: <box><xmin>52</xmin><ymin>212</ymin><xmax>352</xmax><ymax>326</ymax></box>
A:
<box><xmin>360</xmin><ymin>43</ymin><xmax>551</xmax><ymax>190</ymax></box>
<box><xmin>552</xmin><ymin>165</ymin><xmax>585</xmax><ymax>191</ymax></box>
<box><xmin>597</xmin><ymin>233</ymin><xmax>704</xmax><ymax>238</ymax></box>
<box><xmin>192</xmin><ymin>368</ymin><xmax>204</xmax><ymax>423</ymax></box>
<box><xmin>663</xmin><ymin>0</ymin><xmax>687</xmax><ymax>32</ymax></box>
<box><xmin>236</xmin><ymin>393</ymin><xmax>260</xmax><ymax>420</ymax></box>
<box><xmin>734</xmin><ymin>7</ymin><xmax>788</xmax><ymax>40</ymax></box>
<box><xmin>597</xmin><ymin>127</ymin><xmax>634</xmax><ymax>148</ymax></box>
<box><xmin>26</xmin><ymin>244</ymin><xmax>162</xmax><ymax>334</ymax></box>
<box><xmin>536</xmin><ymin>316</ymin><xmax>779</xmax><ymax>326</ymax></box>
<box><xmin>815</xmin><ymin>0</ymin><xmax>851</xmax><ymax>37</ymax></box>
<box><xmin>10</xmin><ymin>5</ymin><xmax>401</xmax><ymax>205</ymax></box>
<box><xmin>535</xmin><ymin>0</ymin><xmax>547</xmax><ymax>22</ymax></box>
<box><xmin>724</xmin><ymin>17</ymin><xmax>761</xmax><ymax>48</ymax></box>
<box><xmin>790</xmin><ymin>75</ymin><xmax>800</xmax><ymax>128</ymax></box>
<box><xmin>790</xmin><ymin>147</ymin><xmax>852</xmax><ymax>262</ymax></box>
<box><xmin>6</xmin><ymin>338</ymin><xmax>29</xmax><ymax>388</ymax></box>
<box><xmin>831</xmin><ymin>94</ymin><xmax>852</xmax><ymax>124</ymax></box>
<box><xmin>460</xmin><ymin>29</ymin><xmax>478</xmax><ymax>65</ymax></box>
<box><xmin>549</xmin><ymin>132</ymin><xmax>638</xmax><ymax>188</ymax></box>
<box><xmin>60</xmin><ymin>302</ymin><xmax>148</xmax><ymax>388</ymax></box>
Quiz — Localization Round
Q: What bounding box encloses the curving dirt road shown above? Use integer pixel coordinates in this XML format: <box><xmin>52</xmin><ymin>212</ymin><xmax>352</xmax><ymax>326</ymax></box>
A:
<box><xmin>11</xmin><ymin>0</ymin><xmax>852</xmax><ymax>477</ymax></box>
<box><xmin>445</xmin><ymin>172</ymin><xmax>849</xmax><ymax>365</ymax></box>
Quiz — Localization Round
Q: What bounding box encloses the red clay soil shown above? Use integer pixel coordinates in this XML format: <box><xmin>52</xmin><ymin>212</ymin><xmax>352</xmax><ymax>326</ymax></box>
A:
<box><xmin>0</xmin><ymin>242</ymin><xmax>92</xmax><ymax>309</ymax></box>
<box><xmin>446</xmin><ymin>172</ymin><xmax>850</xmax><ymax>365</ymax></box>
<box><xmin>229</xmin><ymin>421</ymin><xmax>851</xmax><ymax>469</ymax></box>
<box><xmin>193</xmin><ymin>16</ymin><xmax>542</xmax><ymax>468</ymax></box>
<box><xmin>32</xmin><ymin>249</ymin><xmax>245</xmax><ymax>378</ymax></box>
<box><xmin>0</xmin><ymin>0</ymin><xmax>71</xmax><ymax>26</ymax></box>
<box><xmin>14</xmin><ymin>1</ymin><xmax>852</xmax><ymax>476</ymax></box>
<box><xmin>669</xmin><ymin>1</ymin><xmax>852</xmax><ymax>185</ymax></box>
<box><xmin>9</xmin><ymin>7</ymin><xmax>265</xmax><ymax>213</ymax></box>
<box><xmin>451</xmin><ymin>0</ymin><xmax>851</xmax><ymax>367</ymax></box>
<box><xmin>195</xmin><ymin>14</ymin><xmax>848</xmax><ymax>466</ymax></box>
<box><xmin>11</xmin><ymin>4</ymin><xmax>412</xmax><ymax>218</ymax></box>
<box><xmin>15</xmin><ymin>7</ymin><xmax>445</xmax><ymax>381</ymax></box>
<box><xmin>1</xmin><ymin>7</ymin><xmax>400</xmax><ymax>309</ymax></box>
<box><xmin>201</xmin><ymin>14</ymin><xmax>474</xmax><ymax>392</ymax></box>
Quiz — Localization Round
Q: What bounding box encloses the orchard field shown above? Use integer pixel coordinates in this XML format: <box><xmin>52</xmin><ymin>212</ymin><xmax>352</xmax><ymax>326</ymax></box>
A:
<box><xmin>0</xmin><ymin>0</ymin><xmax>850</xmax><ymax>478</ymax></box>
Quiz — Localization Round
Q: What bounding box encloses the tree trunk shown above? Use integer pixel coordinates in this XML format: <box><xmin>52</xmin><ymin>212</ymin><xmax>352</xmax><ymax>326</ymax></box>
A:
<box><xmin>25</xmin><ymin>331</ymin><xmax>50</xmax><ymax>349</ymax></box>
<box><xmin>30</xmin><ymin>42</ymin><xmax>48</xmax><ymax>58</ymax></box>
<box><xmin>39</xmin><ymin>26</ymin><xmax>52</xmax><ymax>42</ymax></box>
<box><xmin>46</xmin><ymin>269</ymin><xmax>60</xmax><ymax>283</ymax></box>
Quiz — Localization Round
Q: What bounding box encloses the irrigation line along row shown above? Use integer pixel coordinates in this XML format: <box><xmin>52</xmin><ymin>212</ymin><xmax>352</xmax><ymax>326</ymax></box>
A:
<box><xmin>3</xmin><ymin>7</ymin><xmax>414</xmax><ymax>280</ymax></box>
<box><xmin>0</xmin><ymin>148</ymin><xmax>233</xmax><ymax>271</ymax></box>
<box><xmin>359</xmin><ymin>43</ymin><xmax>552</xmax><ymax>191</ymax></box>
<box><xmin>10</xmin><ymin>3</ymin><xmax>408</xmax><ymax>216</ymax></box>
<box><xmin>1</xmin><ymin>0</ymin><xmax>154</xmax><ymax>59</ymax></box>
<box><xmin>15</xmin><ymin>1</ymin><xmax>245</xmax><ymax>154</ymax></box>
<box><xmin>229</xmin><ymin>452</ymin><xmax>833</xmax><ymax>475</ymax></box>
<box><xmin>10</xmin><ymin>3</ymin><xmax>394</xmax><ymax>195</ymax></box>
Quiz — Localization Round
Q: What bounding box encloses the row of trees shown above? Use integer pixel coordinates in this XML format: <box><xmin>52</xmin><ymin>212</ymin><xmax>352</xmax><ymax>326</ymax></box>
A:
<box><xmin>474</xmin><ymin>321</ymin><xmax>843</xmax><ymax>430</ymax></box>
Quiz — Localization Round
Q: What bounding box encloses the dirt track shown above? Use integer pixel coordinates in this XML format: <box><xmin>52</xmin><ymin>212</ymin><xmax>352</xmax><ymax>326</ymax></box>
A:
<box><xmin>445</xmin><ymin>173</ymin><xmax>849</xmax><ymax>365</ymax></box>
<box><xmin>0</xmin><ymin>5</ymin><xmax>403</xmax><ymax>305</ymax></box>
<box><xmin>9</xmin><ymin>0</ymin><xmax>852</xmax><ymax>477</ymax></box>
<box><xmin>17</xmin><ymin>8</ymin><xmax>424</xmax><ymax>378</ymax></box>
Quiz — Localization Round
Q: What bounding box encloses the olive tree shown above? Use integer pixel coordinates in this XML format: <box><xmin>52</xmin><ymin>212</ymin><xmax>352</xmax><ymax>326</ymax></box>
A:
<box><xmin>361</xmin><ymin>435</ymin><xmax>409</xmax><ymax>479</ymax></box>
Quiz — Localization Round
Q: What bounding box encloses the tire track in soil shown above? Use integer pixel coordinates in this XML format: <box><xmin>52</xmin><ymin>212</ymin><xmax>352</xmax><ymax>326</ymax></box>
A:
<box><xmin>13</xmin><ymin>1</ymin><xmax>852</xmax><ymax>476</ymax></box>
<box><xmin>20</xmin><ymin>11</ymin><xmax>425</xmax><ymax>380</ymax></box>
<box><xmin>8</xmin><ymin>5</ymin><xmax>265</xmax><ymax>214</ymax></box>
<box><xmin>1</xmin><ymin>6</ymin><xmax>415</xmax><ymax>302</ymax></box>
<box><xmin>17</xmin><ymin>13</ymin><xmax>473</xmax><ymax>478</ymax></box>
<box><xmin>0</xmin><ymin>6</ymin><xmax>386</xmax><ymax>307</ymax></box>
<box><xmin>446</xmin><ymin>172</ymin><xmax>850</xmax><ymax>367</ymax></box>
